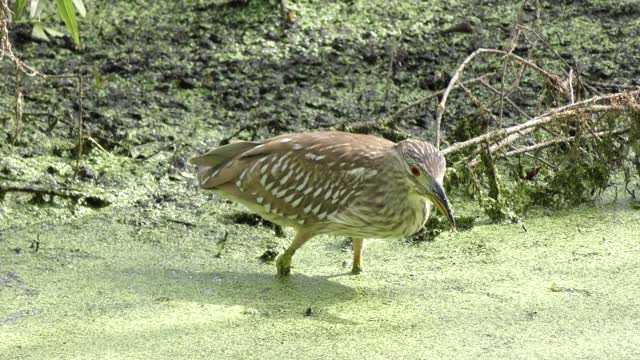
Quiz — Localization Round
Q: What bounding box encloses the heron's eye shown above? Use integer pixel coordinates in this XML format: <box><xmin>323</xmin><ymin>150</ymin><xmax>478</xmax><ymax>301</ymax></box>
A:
<box><xmin>410</xmin><ymin>164</ymin><xmax>421</xmax><ymax>177</ymax></box>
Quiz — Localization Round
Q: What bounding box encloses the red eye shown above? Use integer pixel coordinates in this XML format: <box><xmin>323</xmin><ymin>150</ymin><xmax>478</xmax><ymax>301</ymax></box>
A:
<box><xmin>410</xmin><ymin>165</ymin><xmax>421</xmax><ymax>176</ymax></box>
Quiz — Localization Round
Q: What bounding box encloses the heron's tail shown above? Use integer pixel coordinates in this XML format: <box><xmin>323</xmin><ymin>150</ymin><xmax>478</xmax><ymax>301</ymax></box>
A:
<box><xmin>189</xmin><ymin>141</ymin><xmax>262</xmax><ymax>189</ymax></box>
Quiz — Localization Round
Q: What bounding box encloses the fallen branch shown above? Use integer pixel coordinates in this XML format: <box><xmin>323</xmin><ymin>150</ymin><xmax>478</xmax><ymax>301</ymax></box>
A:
<box><xmin>497</xmin><ymin>127</ymin><xmax>630</xmax><ymax>159</ymax></box>
<box><xmin>442</xmin><ymin>90</ymin><xmax>639</xmax><ymax>156</ymax></box>
<box><xmin>484</xmin><ymin>127</ymin><xmax>536</xmax><ymax>155</ymax></box>
<box><xmin>0</xmin><ymin>183</ymin><xmax>111</xmax><ymax>207</ymax></box>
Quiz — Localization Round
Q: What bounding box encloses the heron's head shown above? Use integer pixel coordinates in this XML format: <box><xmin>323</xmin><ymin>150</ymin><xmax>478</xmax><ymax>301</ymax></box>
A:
<box><xmin>396</xmin><ymin>139</ymin><xmax>456</xmax><ymax>231</ymax></box>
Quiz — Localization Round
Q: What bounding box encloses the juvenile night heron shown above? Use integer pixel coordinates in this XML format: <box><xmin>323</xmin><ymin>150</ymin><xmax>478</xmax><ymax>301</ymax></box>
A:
<box><xmin>190</xmin><ymin>131</ymin><xmax>455</xmax><ymax>275</ymax></box>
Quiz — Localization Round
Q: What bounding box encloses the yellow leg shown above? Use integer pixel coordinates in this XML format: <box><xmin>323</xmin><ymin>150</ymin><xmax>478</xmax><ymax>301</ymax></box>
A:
<box><xmin>276</xmin><ymin>230</ymin><xmax>314</xmax><ymax>276</ymax></box>
<box><xmin>351</xmin><ymin>238</ymin><xmax>364</xmax><ymax>274</ymax></box>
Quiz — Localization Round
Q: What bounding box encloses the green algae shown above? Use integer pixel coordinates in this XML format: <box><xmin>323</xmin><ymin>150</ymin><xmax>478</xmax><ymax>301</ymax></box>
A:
<box><xmin>2</xmin><ymin>202</ymin><xmax>640</xmax><ymax>359</ymax></box>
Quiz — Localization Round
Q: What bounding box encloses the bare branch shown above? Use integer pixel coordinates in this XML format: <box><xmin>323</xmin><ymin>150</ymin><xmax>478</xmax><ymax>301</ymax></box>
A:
<box><xmin>467</xmin><ymin>127</ymin><xmax>537</xmax><ymax>168</ymax></box>
<box><xmin>436</xmin><ymin>49</ymin><xmax>503</xmax><ymax>148</ymax></box>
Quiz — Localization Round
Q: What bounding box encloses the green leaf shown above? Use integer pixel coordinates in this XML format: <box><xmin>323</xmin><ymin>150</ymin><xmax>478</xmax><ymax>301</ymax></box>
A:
<box><xmin>14</xmin><ymin>0</ymin><xmax>28</xmax><ymax>18</ymax></box>
<box><xmin>29</xmin><ymin>0</ymin><xmax>45</xmax><ymax>18</ymax></box>
<box><xmin>43</xmin><ymin>26</ymin><xmax>65</xmax><ymax>38</ymax></box>
<box><xmin>31</xmin><ymin>22</ymin><xmax>49</xmax><ymax>41</ymax></box>
<box><xmin>72</xmin><ymin>0</ymin><xmax>86</xmax><ymax>17</ymax></box>
<box><xmin>55</xmin><ymin>0</ymin><xmax>80</xmax><ymax>46</ymax></box>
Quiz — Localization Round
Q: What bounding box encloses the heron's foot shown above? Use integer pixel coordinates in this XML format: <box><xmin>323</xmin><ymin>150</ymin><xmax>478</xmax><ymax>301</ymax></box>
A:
<box><xmin>276</xmin><ymin>254</ymin><xmax>292</xmax><ymax>276</ymax></box>
<box><xmin>351</xmin><ymin>263</ymin><xmax>363</xmax><ymax>275</ymax></box>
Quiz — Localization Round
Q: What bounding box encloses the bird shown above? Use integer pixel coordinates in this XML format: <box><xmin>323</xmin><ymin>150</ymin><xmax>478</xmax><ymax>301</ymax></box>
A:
<box><xmin>190</xmin><ymin>131</ymin><xmax>455</xmax><ymax>276</ymax></box>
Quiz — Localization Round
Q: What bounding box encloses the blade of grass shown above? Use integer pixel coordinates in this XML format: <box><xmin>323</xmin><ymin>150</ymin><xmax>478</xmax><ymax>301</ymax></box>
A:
<box><xmin>15</xmin><ymin>0</ymin><xmax>28</xmax><ymax>17</ymax></box>
<box><xmin>72</xmin><ymin>0</ymin><xmax>86</xmax><ymax>17</ymax></box>
<box><xmin>55</xmin><ymin>0</ymin><xmax>80</xmax><ymax>46</ymax></box>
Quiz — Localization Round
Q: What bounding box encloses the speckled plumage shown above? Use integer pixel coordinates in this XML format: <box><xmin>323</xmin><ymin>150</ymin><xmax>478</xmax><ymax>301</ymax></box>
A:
<box><xmin>191</xmin><ymin>131</ymin><xmax>452</xmax><ymax>275</ymax></box>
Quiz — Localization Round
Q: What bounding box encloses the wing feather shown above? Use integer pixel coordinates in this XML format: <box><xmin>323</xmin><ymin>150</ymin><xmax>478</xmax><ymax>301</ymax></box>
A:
<box><xmin>190</xmin><ymin>141</ymin><xmax>263</xmax><ymax>189</ymax></box>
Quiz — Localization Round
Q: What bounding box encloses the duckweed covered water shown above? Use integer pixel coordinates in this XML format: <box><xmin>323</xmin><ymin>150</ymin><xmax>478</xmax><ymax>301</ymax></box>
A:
<box><xmin>1</xmin><ymin>201</ymin><xmax>639</xmax><ymax>358</ymax></box>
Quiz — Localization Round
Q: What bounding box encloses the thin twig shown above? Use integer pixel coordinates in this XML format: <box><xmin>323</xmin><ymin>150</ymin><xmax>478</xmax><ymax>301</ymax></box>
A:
<box><xmin>74</xmin><ymin>75</ymin><xmax>84</xmax><ymax>178</ymax></box>
<box><xmin>517</xmin><ymin>25</ymin><xmax>572</xmax><ymax>69</ymax></box>
<box><xmin>383</xmin><ymin>73</ymin><xmax>496</xmax><ymax>127</ymax></box>
<box><xmin>435</xmin><ymin>48</ymin><xmax>567</xmax><ymax>149</ymax></box>
<box><xmin>568</xmin><ymin>68</ymin><xmax>574</xmax><ymax>104</ymax></box>
<box><xmin>499</xmin><ymin>0</ymin><xmax>531</xmax><ymax>127</ymax></box>
<box><xmin>498</xmin><ymin>59</ymin><xmax>509</xmax><ymax>128</ymax></box>
<box><xmin>488</xmin><ymin>128</ymin><xmax>537</xmax><ymax>153</ymax></box>
<box><xmin>85</xmin><ymin>135</ymin><xmax>111</xmax><ymax>156</ymax></box>
<box><xmin>505</xmin><ymin>0</ymin><xmax>529</xmax><ymax>52</ymax></box>
<box><xmin>436</xmin><ymin>49</ymin><xmax>499</xmax><ymax>149</ymax></box>
<box><xmin>523</xmin><ymin>151</ymin><xmax>556</xmax><ymax>169</ymax></box>
<box><xmin>13</xmin><ymin>65</ymin><xmax>22</xmax><ymax>144</ymax></box>
<box><xmin>585</xmin><ymin>80</ymin><xmax>640</xmax><ymax>91</ymax></box>
<box><xmin>479</xmin><ymin>79</ymin><xmax>531</xmax><ymax>119</ymax></box>
<box><xmin>466</xmin><ymin>128</ymin><xmax>537</xmax><ymax>168</ymax></box>
<box><xmin>459</xmin><ymin>82</ymin><xmax>499</xmax><ymax>124</ymax></box>
<box><xmin>535</xmin><ymin>0</ymin><xmax>542</xmax><ymax>30</ymax></box>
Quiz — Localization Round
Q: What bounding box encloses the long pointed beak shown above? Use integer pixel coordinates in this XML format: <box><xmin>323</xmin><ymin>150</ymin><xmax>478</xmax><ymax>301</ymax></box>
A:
<box><xmin>430</xmin><ymin>182</ymin><xmax>456</xmax><ymax>231</ymax></box>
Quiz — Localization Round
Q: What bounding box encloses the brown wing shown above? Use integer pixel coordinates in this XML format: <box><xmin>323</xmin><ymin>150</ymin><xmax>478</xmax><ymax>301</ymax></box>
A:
<box><xmin>208</xmin><ymin>131</ymin><xmax>395</xmax><ymax>227</ymax></box>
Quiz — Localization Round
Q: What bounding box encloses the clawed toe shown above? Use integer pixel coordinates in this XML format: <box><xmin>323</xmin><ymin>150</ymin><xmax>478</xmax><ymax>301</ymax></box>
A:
<box><xmin>276</xmin><ymin>255</ymin><xmax>292</xmax><ymax>276</ymax></box>
<box><xmin>277</xmin><ymin>265</ymin><xmax>291</xmax><ymax>276</ymax></box>
<box><xmin>351</xmin><ymin>265</ymin><xmax>363</xmax><ymax>275</ymax></box>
